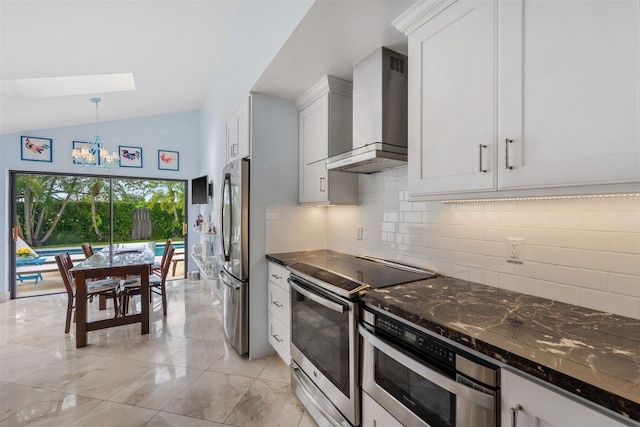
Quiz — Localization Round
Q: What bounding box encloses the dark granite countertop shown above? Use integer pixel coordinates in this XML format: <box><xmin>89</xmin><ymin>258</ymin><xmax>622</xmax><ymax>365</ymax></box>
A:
<box><xmin>266</xmin><ymin>250</ymin><xmax>640</xmax><ymax>422</ymax></box>
<box><xmin>362</xmin><ymin>276</ymin><xmax>640</xmax><ymax>423</ymax></box>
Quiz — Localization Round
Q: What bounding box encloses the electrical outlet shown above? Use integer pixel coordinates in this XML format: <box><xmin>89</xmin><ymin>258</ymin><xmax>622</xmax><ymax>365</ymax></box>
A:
<box><xmin>356</xmin><ymin>225</ymin><xmax>363</xmax><ymax>240</ymax></box>
<box><xmin>507</xmin><ymin>238</ymin><xmax>524</xmax><ymax>263</ymax></box>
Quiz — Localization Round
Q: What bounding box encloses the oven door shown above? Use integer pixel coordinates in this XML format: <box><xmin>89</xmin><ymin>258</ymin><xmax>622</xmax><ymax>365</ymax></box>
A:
<box><xmin>289</xmin><ymin>275</ymin><xmax>359</xmax><ymax>426</ymax></box>
<box><xmin>359</xmin><ymin>323</ymin><xmax>496</xmax><ymax>427</ymax></box>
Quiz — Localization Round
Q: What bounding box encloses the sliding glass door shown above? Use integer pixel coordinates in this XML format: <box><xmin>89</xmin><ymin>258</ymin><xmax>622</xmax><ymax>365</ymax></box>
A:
<box><xmin>10</xmin><ymin>171</ymin><xmax>187</xmax><ymax>298</ymax></box>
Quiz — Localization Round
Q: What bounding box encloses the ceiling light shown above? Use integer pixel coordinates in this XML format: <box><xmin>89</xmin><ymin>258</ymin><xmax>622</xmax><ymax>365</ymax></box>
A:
<box><xmin>72</xmin><ymin>98</ymin><xmax>119</xmax><ymax>168</ymax></box>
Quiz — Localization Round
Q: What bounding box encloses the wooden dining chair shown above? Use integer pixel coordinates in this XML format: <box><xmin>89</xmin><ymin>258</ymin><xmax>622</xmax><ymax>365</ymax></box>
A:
<box><xmin>81</xmin><ymin>242</ymin><xmax>94</xmax><ymax>259</ymax></box>
<box><xmin>122</xmin><ymin>246</ymin><xmax>175</xmax><ymax>316</ymax></box>
<box><xmin>153</xmin><ymin>238</ymin><xmax>172</xmax><ymax>275</ymax></box>
<box><xmin>80</xmin><ymin>241</ymin><xmax>113</xmax><ymax>312</ymax></box>
<box><xmin>55</xmin><ymin>252</ymin><xmax>121</xmax><ymax>333</ymax></box>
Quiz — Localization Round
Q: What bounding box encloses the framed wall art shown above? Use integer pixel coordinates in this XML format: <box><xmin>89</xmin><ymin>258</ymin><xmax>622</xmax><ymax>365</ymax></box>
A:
<box><xmin>21</xmin><ymin>136</ymin><xmax>52</xmax><ymax>162</ymax></box>
<box><xmin>118</xmin><ymin>145</ymin><xmax>142</xmax><ymax>168</ymax></box>
<box><xmin>72</xmin><ymin>140</ymin><xmax>99</xmax><ymax>165</ymax></box>
<box><xmin>158</xmin><ymin>150</ymin><xmax>179</xmax><ymax>171</ymax></box>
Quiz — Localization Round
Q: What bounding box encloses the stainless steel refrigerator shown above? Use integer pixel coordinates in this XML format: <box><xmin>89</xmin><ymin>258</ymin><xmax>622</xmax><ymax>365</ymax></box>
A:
<box><xmin>220</xmin><ymin>158</ymin><xmax>249</xmax><ymax>355</ymax></box>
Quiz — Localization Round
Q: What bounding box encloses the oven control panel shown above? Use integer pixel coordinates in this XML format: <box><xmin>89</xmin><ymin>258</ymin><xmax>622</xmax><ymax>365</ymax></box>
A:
<box><xmin>376</xmin><ymin>314</ymin><xmax>455</xmax><ymax>369</ymax></box>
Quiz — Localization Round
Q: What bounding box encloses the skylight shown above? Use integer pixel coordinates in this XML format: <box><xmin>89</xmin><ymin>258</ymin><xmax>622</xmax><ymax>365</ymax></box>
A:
<box><xmin>0</xmin><ymin>73</ymin><xmax>136</xmax><ymax>99</ymax></box>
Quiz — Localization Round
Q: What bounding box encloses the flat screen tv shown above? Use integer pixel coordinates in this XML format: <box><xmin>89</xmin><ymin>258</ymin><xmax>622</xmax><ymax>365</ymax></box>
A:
<box><xmin>191</xmin><ymin>175</ymin><xmax>210</xmax><ymax>204</ymax></box>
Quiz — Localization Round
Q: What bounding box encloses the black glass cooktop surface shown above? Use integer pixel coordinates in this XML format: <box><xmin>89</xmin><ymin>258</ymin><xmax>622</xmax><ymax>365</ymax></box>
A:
<box><xmin>287</xmin><ymin>256</ymin><xmax>436</xmax><ymax>298</ymax></box>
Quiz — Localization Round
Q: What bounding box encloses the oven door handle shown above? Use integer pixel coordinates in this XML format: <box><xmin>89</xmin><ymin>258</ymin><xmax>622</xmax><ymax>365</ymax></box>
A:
<box><xmin>358</xmin><ymin>324</ymin><xmax>495</xmax><ymax>410</ymax></box>
<box><xmin>289</xmin><ymin>280</ymin><xmax>346</xmax><ymax>313</ymax></box>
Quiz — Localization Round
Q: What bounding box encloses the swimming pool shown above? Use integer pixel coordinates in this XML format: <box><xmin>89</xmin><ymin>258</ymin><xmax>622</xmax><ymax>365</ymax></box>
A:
<box><xmin>35</xmin><ymin>242</ymin><xmax>184</xmax><ymax>258</ymax></box>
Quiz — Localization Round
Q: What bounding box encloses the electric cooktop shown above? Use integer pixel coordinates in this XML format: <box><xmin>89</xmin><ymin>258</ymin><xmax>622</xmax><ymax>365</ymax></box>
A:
<box><xmin>287</xmin><ymin>255</ymin><xmax>437</xmax><ymax>298</ymax></box>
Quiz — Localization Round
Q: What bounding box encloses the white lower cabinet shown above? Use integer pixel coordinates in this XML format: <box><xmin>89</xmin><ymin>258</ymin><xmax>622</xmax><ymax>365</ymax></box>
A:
<box><xmin>267</xmin><ymin>313</ymin><xmax>290</xmax><ymax>365</ymax></box>
<box><xmin>501</xmin><ymin>369</ymin><xmax>630</xmax><ymax>427</ymax></box>
<box><xmin>361</xmin><ymin>392</ymin><xmax>403</xmax><ymax>427</ymax></box>
<box><xmin>267</xmin><ymin>262</ymin><xmax>290</xmax><ymax>364</ymax></box>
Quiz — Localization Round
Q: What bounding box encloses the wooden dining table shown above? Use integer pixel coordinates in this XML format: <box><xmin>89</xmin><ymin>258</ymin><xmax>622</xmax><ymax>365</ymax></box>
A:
<box><xmin>70</xmin><ymin>242</ymin><xmax>155</xmax><ymax>348</ymax></box>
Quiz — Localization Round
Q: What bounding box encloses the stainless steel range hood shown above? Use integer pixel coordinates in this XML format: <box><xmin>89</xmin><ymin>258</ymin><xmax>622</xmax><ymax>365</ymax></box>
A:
<box><xmin>326</xmin><ymin>47</ymin><xmax>408</xmax><ymax>174</ymax></box>
<box><xmin>326</xmin><ymin>142</ymin><xmax>407</xmax><ymax>174</ymax></box>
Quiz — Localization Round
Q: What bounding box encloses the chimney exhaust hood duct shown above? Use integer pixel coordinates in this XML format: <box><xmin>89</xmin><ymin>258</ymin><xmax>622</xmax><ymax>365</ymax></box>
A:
<box><xmin>326</xmin><ymin>47</ymin><xmax>408</xmax><ymax>174</ymax></box>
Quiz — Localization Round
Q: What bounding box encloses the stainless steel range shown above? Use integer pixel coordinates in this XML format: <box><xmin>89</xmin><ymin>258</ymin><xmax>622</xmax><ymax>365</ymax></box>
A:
<box><xmin>287</xmin><ymin>256</ymin><xmax>436</xmax><ymax>427</ymax></box>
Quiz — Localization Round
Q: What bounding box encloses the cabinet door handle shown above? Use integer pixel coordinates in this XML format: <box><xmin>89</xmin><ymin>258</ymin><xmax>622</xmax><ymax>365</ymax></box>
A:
<box><xmin>510</xmin><ymin>404</ymin><xmax>522</xmax><ymax>427</ymax></box>
<box><xmin>272</xmin><ymin>300</ymin><xmax>283</xmax><ymax>308</ymax></box>
<box><xmin>505</xmin><ymin>138</ymin><xmax>514</xmax><ymax>170</ymax></box>
<box><xmin>271</xmin><ymin>273</ymin><xmax>282</xmax><ymax>280</ymax></box>
<box><xmin>272</xmin><ymin>333</ymin><xmax>283</xmax><ymax>343</ymax></box>
<box><xmin>479</xmin><ymin>144</ymin><xmax>487</xmax><ymax>173</ymax></box>
<box><xmin>320</xmin><ymin>177</ymin><xmax>326</xmax><ymax>192</ymax></box>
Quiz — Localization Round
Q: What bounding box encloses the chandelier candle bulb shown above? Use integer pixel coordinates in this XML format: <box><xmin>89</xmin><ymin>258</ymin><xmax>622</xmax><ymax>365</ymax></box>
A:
<box><xmin>71</xmin><ymin>98</ymin><xmax>119</xmax><ymax>169</ymax></box>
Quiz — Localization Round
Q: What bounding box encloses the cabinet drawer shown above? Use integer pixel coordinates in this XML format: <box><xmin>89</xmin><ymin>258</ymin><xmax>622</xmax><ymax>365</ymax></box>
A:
<box><xmin>362</xmin><ymin>392</ymin><xmax>403</xmax><ymax>427</ymax></box>
<box><xmin>268</xmin><ymin>262</ymin><xmax>289</xmax><ymax>290</ymax></box>
<box><xmin>268</xmin><ymin>281</ymin><xmax>290</xmax><ymax>327</ymax></box>
<box><xmin>268</xmin><ymin>314</ymin><xmax>290</xmax><ymax>365</ymax></box>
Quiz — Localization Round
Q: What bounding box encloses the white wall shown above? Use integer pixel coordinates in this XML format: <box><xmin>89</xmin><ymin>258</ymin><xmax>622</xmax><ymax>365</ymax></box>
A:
<box><xmin>197</xmin><ymin>0</ymin><xmax>313</xmax><ymax>265</ymax></box>
<box><xmin>266</xmin><ymin>166</ymin><xmax>640</xmax><ymax>320</ymax></box>
<box><xmin>199</xmin><ymin>0</ymin><xmax>314</xmax><ymax>184</ymax></box>
<box><xmin>0</xmin><ymin>111</ymin><xmax>200</xmax><ymax>299</ymax></box>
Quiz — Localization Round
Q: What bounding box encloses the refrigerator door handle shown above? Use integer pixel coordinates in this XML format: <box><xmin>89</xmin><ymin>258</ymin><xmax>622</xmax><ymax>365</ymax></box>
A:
<box><xmin>221</xmin><ymin>173</ymin><xmax>232</xmax><ymax>262</ymax></box>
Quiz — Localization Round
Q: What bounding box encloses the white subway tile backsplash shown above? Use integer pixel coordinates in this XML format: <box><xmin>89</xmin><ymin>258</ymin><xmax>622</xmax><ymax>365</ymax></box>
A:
<box><xmin>608</xmin><ymin>273</ymin><xmax>640</xmax><ymax>297</ymax></box>
<box><xmin>266</xmin><ymin>169</ymin><xmax>640</xmax><ymax>319</ymax></box>
<box><xmin>610</xmin><ymin>232</ymin><xmax>640</xmax><ymax>254</ymax></box>
<box><xmin>454</xmin><ymin>225</ymin><xmax>485</xmax><ymax>240</ymax></box>
<box><xmin>535</xmin><ymin>211</ymin><xmax>583</xmax><ymax>230</ymax></box>
<box><xmin>581</xmin><ymin>251</ymin><xmax>640</xmax><ymax>276</ymax></box>
<box><xmin>583</xmin><ymin>211</ymin><xmax>640</xmax><ymax>232</ymax></box>
<box><xmin>500</xmin><ymin>211</ymin><xmax>538</xmax><ymax>228</ymax></box>
<box><xmin>468</xmin><ymin>269</ymin><xmax>500</xmax><ymax>286</ymax></box>
<box><xmin>384</xmin><ymin>212</ymin><xmax>399</xmax><ymax>222</ymax></box>
<box><xmin>561</xmin><ymin>198</ymin><xmax>611</xmax><ymax>212</ymax></box>
<box><xmin>580</xmin><ymin>289</ymin><xmax>640</xmax><ymax>319</ymax></box>
<box><xmin>523</xmin><ymin>228</ymin><xmax>560</xmax><ymax>246</ymax></box>
<box><xmin>515</xmin><ymin>261</ymin><xmax>557</xmax><ymax>283</ymax></box>
<box><xmin>556</xmin><ymin>266</ymin><xmax>608</xmax><ymax>291</ymax></box>
<box><xmin>403</xmin><ymin>212</ymin><xmax>422</xmax><ymax>223</ymax></box>
<box><xmin>609</xmin><ymin>196</ymin><xmax>640</xmax><ymax>211</ymax></box>
<box><xmin>498</xmin><ymin>274</ymin><xmax>538</xmax><ymax>295</ymax></box>
<box><xmin>525</xmin><ymin>245</ymin><xmax>582</xmax><ymax>268</ymax></box>
<box><xmin>412</xmin><ymin>201</ymin><xmax>428</xmax><ymax>212</ymax></box>
<box><xmin>558</xmin><ymin>230</ymin><xmax>610</xmax><ymax>251</ymax></box>
<box><xmin>536</xmin><ymin>280</ymin><xmax>581</xmax><ymax>306</ymax></box>
<box><xmin>381</xmin><ymin>222</ymin><xmax>396</xmax><ymax>233</ymax></box>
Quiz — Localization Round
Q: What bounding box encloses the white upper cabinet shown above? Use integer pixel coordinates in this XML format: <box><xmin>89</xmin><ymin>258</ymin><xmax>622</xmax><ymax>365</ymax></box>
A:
<box><xmin>296</xmin><ymin>76</ymin><xmax>359</xmax><ymax>205</ymax></box>
<box><xmin>226</xmin><ymin>96</ymin><xmax>251</xmax><ymax>163</ymax></box>
<box><xmin>299</xmin><ymin>93</ymin><xmax>330</xmax><ymax>203</ymax></box>
<box><xmin>395</xmin><ymin>0</ymin><xmax>640</xmax><ymax>200</ymax></box>
<box><xmin>404</xmin><ymin>0</ymin><xmax>497</xmax><ymax>196</ymax></box>
<box><xmin>498</xmin><ymin>0</ymin><xmax>640</xmax><ymax>191</ymax></box>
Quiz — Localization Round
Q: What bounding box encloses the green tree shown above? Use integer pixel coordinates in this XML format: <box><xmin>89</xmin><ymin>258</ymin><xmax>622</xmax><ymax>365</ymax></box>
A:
<box><xmin>145</xmin><ymin>181</ymin><xmax>185</xmax><ymax>235</ymax></box>
<box><xmin>16</xmin><ymin>175</ymin><xmax>80</xmax><ymax>247</ymax></box>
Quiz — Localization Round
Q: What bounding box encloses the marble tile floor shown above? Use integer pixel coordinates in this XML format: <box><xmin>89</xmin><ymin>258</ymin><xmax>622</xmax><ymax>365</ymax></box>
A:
<box><xmin>0</xmin><ymin>279</ymin><xmax>318</xmax><ymax>427</ymax></box>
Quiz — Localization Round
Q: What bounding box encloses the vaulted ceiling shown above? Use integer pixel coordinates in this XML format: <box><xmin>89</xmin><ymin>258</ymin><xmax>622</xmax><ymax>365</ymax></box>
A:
<box><xmin>1</xmin><ymin>0</ymin><xmax>413</xmax><ymax>136</ymax></box>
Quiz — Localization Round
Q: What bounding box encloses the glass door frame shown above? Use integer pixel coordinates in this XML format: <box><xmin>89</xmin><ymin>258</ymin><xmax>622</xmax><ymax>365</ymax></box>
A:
<box><xmin>8</xmin><ymin>169</ymin><xmax>189</xmax><ymax>300</ymax></box>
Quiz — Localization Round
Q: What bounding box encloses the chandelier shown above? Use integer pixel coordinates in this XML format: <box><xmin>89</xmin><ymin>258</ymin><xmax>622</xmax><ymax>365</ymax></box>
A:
<box><xmin>72</xmin><ymin>98</ymin><xmax>119</xmax><ymax>168</ymax></box>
